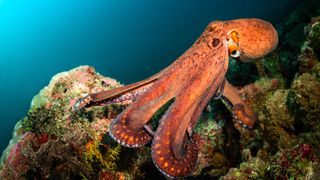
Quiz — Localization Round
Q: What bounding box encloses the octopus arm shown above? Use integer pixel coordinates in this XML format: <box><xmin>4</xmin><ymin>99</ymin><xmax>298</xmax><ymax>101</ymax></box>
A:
<box><xmin>187</xmin><ymin>70</ymin><xmax>228</xmax><ymax>135</ymax></box>
<box><xmin>221</xmin><ymin>80</ymin><xmax>257</xmax><ymax>129</ymax></box>
<box><xmin>151</xmin><ymin>59</ymin><xmax>228</xmax><ymax>177</ymax></box>
<box><xmin>150</xmin><ymin>87</ymin><xmax>200</xmax><ymax>177</ymax></box>
<box><xmin>91</xmin><ymin>73</ymin><xmax>159</xmax><ymax>101</ymax></box>
<box><xmin>73</xmin><ymin>72</ymin><xmax>160</xmax><ymax>110</ymax></box>
<box><xmin>108</xmin><ymin>71</ymin><xmax>179</xmax><ymax>147</ymax></box>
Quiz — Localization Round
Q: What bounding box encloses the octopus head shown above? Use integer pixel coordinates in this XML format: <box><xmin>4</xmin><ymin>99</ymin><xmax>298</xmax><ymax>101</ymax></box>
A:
<box><xmin>224</xmin><ymin>18</ymin><xmax>278</xmax><ymax>62</ymax></box>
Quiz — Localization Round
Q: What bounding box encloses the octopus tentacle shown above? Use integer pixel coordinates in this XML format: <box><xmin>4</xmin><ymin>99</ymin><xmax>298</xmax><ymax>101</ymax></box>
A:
<box><xmin>221</xmin><ymin>80</ymin><xmax>257</xmax><ymax>129</ymax></box>
<box><xmin>91</xmin><ymin>73</ymin><xmax>160</xmax><ymax>102</ymax></box>
<box><xmin>151</xmin><ymin>97</ymin><xmax>199</xmax><ymax>177</ymax></box>
<box><xmin>109</xmin><ymin>76</ymin><xmax>178</xmax><ymax>147</ymax></box>
<box><xmin>187</xmin><ymin>71</ymin><xmax>228</xmax><ymax>135</ymax></box>
<box><xmin>108</xmin><ymin>46</ymin><xmax>214</xmax><ymax>148</ymax></box>
<box><xmin>213</xmin><ymin>78</ymin><xmax>226</xmax><ymax>100</ymax></box>
<box><xmin>109</xmin><ymin>120</ymin><xmax>152</xmax><ymax>148</ymax></box>
<box><xmin>233</xmin><ymin>104</ymin><xmax>257</xmax><ymax>129</ymax></box>
<box><xmin>151</xmin><ymin>58</ymin><xmax>228</xmax><ymax>177</ymax></box>
<box><xmin>73</xmin><ymin>73</ymin><xmax>160</xmax><ymax>110</ymax></box>
<box><xmin>151</xmin><ymin>79</ymin><xmax>223</xmax><ymax>177</ymax></box>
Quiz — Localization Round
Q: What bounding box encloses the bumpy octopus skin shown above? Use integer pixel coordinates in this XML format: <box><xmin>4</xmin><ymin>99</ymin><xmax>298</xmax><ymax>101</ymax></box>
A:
<box><xmin>74</xmin><ymin>18</ymin><xmax>278</xmax><ymax>177</ymax></box>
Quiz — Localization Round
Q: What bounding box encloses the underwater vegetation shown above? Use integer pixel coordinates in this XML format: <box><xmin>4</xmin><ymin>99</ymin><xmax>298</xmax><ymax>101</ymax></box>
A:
<box><xmin>1</xmin><ymin>1</ymin><xmax>320</xmax><ymax>179</ymax></box>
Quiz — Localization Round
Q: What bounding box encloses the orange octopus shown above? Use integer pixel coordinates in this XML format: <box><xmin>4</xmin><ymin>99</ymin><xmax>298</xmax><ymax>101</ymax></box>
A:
<box><xmin>74</xmin><ymin>18</ymin><xmax>278</xmax><ymax>177</ymax></box>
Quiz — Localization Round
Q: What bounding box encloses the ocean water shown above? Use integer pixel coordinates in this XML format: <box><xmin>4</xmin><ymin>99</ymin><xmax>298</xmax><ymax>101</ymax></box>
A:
<box><xmin>0</xmin><ymin>0</ymin><xmax>302</xmax><ymax>153</ymax></box>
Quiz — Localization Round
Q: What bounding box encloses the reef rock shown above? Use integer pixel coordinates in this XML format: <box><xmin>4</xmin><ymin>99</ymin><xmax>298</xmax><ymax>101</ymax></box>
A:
<box><xmin>0</xmin><ymin>66</ymin><xmax>130</xmax><ymax>179</ymax></box>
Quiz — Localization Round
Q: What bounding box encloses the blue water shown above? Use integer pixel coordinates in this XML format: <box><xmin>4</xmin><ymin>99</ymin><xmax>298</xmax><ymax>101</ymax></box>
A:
<box><xmin>0</xmin><ymin>0</ymin><xmax>302</xmax><ymax>153</ymax></box>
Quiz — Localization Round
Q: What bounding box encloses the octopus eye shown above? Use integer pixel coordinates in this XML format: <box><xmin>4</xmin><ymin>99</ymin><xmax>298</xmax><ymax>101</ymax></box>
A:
<box><xmin>230</xmin><ymin>49</ymin><xmax>240</xmax><ymax>58</ymax></box>
<box><xmin>227</xmin><ymin>31</ymin><xmax>241</xmax><ymax>58</ymax></box>
<box><xmin>228</xmin><ymin>41</ymin><xmax>240</xmax><ymax>58</ymax></box>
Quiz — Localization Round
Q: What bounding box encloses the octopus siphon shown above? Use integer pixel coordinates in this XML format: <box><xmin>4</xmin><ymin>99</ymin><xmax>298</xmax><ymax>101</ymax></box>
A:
<box><xmin>74</xmin><ymin>18</ymin><xmax>278</xmax><ymax>178</ymax></box>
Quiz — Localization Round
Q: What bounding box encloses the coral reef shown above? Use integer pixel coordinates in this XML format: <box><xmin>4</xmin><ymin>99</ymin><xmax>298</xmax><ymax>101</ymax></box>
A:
<box><xmin>1</xmin><ymin>1</ymin><xmax>320</xmax><ymax>179</ymax></box>
<box><xmin>223</xmin><ymin>144</ymin><xmax>319</xmax><ymax>179</ymax></box>
<box><xmin>0</xmin><ymin>66</ymin><xmax>130</xmax><ymax>179</ymax></box>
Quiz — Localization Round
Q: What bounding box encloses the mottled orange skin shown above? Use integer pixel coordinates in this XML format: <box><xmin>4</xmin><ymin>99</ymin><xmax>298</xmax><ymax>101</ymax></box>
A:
<box><xmin>74</xmin><ymin>18</ymin><xmax>278</xmax><ymax>177</ymax></box>
<box><xmin>224</xmin><ymin>19</ymin><xmax>278</xmax><ymax>61</ymax></box>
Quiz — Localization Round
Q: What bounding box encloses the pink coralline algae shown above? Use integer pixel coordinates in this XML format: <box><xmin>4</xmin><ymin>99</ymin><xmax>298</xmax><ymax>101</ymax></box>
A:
<box><xmin>3</xmin><ymin>132</ymin><xmax>35</xmax><ymax>179</ymax></box>
<box><xmin>290</xmin><ymin>144</ymin><xmax>318</xmax><ymax>161</ymax></box>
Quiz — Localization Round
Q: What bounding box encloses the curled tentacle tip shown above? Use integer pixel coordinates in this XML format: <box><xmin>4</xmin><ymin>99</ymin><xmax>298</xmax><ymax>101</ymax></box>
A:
<box><xmin>233</xmin><ymin>116</ymin><xmax>256</xmax><ymax>130</ymax></box>
<box><xmin>109</xmin><ymin>130</ymin><xmax>143</xmax><ymax>148</ymax></box>
<box><xmin>72</xmin><ymin>95</ymin><xmax>92</xmax><ymax>112</ymax></box>
<box><xmin>236</xmin><ymin>119</ymin><xmax>256</xmax><ymax>130</ymax></box>
<box><xmin>109</xmin><ymin>120</ymin><xmax>152</xmax><ymax>148</ymax></box>
<box><xmin>151</xmin><ymin>136</ymin><xmax>199</xmax><ymax>178</ymax></box>
<box><xmin>247</xmin><ymin>120</ymin><xmax>258</xmax><ymax>130</ymax></box>
<box><xmin>232</xmin><ymin>103</ymin><xmax>257</xmax><ymax>130</ymax></box>
<box><xmin>72</xmin><ymin>98</ymin><xmax>83</xmax><ymax>112</ymax></box>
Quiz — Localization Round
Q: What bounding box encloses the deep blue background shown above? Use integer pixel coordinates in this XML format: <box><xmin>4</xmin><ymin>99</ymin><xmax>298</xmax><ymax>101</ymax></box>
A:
<box><xmin>0</xmin><ymin>0</ymin><xmax>302</xmax><ymax>153</ymax></box>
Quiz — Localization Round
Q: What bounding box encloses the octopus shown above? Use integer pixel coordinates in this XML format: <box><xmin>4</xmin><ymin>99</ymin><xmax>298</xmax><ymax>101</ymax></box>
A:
<box><xmin>74</xmin><ymin>18</ymin><xmax>278</xmax><ymax>177</ymax></box>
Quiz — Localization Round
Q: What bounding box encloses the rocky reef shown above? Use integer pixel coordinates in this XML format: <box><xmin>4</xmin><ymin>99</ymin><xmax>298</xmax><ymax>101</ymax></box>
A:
<box><xmin>1</xmin><ymin>1</ymin><xmax>320</xmax><ymax>179</ymax></box>
<box><xmin>0</xmin><ymin>66</ymin><xmax>129</xmax><ymax>179</ymax></box>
